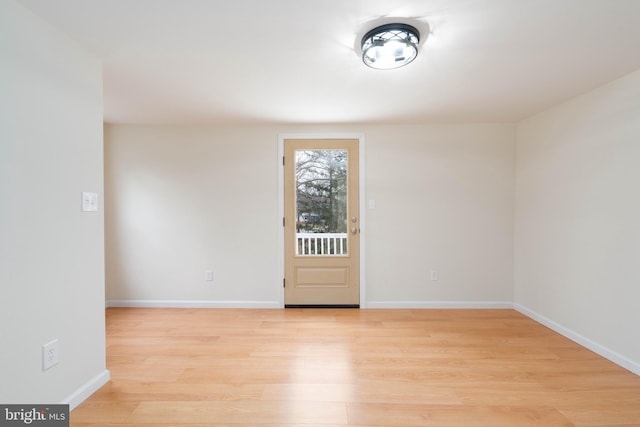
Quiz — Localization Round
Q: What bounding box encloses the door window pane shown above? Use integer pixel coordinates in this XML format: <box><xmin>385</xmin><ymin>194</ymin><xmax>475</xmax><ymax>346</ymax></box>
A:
<box><xmin>295</xmin><ymin>149</ymin><xmax>348</xmax><ymax>256</ymax></box>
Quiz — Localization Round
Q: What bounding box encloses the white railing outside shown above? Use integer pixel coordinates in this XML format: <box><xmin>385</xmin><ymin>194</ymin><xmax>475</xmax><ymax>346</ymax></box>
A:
<box><xmin>296</xmin><ymin>233</ymin><xmax>348</xmax><ymax>255</ymax></box>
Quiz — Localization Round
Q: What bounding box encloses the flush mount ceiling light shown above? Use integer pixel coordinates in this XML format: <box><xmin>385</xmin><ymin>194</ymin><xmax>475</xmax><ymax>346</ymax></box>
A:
<box><xmin>361</xmin><ymin>23</ymin><xmax>420</xmax><ymax>70</ymax></box>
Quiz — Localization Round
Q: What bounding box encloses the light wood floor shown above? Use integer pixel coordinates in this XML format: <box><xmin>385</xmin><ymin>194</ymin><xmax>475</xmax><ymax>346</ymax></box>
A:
<box><xmin>71</xmin><ymin>308</ymin><xmax>640</xmax><ymax>426</ymax></box>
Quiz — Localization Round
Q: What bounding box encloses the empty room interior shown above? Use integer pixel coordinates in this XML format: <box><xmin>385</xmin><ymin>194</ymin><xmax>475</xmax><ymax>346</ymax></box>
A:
<box><xmin>2</xmin><ymin>0</ymin><xmax>640</xmax><ymax>425</ymax></box>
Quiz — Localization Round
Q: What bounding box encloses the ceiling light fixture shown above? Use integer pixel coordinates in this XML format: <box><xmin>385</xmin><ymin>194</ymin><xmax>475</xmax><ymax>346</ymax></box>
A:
<box><xmin>361</xmin><ymin>23</ymin><xmax>420</xmax><ymax>70</ymax></box>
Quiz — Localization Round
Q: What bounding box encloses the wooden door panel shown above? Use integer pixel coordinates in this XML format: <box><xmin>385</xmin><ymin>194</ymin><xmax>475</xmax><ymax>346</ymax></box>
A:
<box><xmin>295</xmin><ymin>267</ymin><xmax>350</xmax><ymax>287</ymax></box>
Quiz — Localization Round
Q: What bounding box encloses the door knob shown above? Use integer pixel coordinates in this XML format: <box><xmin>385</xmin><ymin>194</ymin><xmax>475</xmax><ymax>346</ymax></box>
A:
<box><xmin>351</xmin><ymin>227</ymin><xmax>358</xmax><ymax>234</ymax></box>
<box><xmin>351</xmin><ymin>216</ymin><xmax>358</xmax><ymax>223</ymax></box>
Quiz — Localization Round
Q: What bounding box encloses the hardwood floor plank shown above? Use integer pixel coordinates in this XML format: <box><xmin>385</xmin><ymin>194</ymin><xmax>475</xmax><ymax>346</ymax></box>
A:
<box><xmin>128</xmin><ymin>401</ymin><xmax>348</xmax><ymax>424</ymax></box>
<box><xmin>559</xmin><ymin>406</ymin><xmax>640</xmax><ymax>427</ymax></box>
<box><xmin>70</xmin><ymin>308</ymin><xmax>640</xmax><ymax>426</ymax></box>
<box><xmin>90</xmin><ymin>382</ymin><xmax>266</xmax><ymax>402</ymax></box>
<box><xmin>347</xmin><ymin>403</ymin><xmax>577</xmax><ymax>427</ymax></box>
<box><xmin>71</xmin><ymin>401</ymin><xmax>138</xmax><ymax>424</ymax></box>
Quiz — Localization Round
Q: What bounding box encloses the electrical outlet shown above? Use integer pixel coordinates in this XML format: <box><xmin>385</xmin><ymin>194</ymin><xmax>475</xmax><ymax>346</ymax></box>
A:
<box><xmin>81</xmin><ymin>192</ymin><xmax>98</xmax><ymax>212</ymax></box>
<box><xmin>430</xmin><ymin>270</ymin><xmax>439</xmax><ymax>281</ymax></box>
<box><xmin>42</xmin><ymin>339</ymin><xmax>59</xmax><ymax>371</ymax></box>
<box><xmin>205</xmin><ymin>270</ymin><xmax>213</xmax><ymax>281</ymax></box>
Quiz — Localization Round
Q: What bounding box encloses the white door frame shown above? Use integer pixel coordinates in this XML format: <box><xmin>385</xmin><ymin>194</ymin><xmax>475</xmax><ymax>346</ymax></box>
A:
<box><xmin>277</xmin><ymin>133</ymin><xmax>366</xmax><ymax>308</ymax></box>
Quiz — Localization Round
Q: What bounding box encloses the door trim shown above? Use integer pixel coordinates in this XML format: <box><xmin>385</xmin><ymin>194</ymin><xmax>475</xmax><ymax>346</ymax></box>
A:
<box><xmin>277</xmin><ymin>133</ymin><xmax>366</xmax><ymax>308</ymax></box>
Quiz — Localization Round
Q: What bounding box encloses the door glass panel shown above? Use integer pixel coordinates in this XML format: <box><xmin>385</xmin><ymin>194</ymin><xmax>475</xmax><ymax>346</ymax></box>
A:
<box><xmin>295</xmin><ymin>149</ymin><xmax>348</xmax><ymax>256</ymax></box>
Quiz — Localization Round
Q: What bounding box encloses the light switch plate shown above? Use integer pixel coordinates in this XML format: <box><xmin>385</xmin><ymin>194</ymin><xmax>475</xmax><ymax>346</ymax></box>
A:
<box><xmin>81</xmin><ymin>192</ymin><xmax>98</xmax><ymax>212</ymax></box>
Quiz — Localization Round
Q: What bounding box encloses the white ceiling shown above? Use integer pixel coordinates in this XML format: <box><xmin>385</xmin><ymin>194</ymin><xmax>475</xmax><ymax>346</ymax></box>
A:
<box><xmin>18</xmin><ymin>0</ymin><xmax>640</xmax><ymax>124</ymax></box>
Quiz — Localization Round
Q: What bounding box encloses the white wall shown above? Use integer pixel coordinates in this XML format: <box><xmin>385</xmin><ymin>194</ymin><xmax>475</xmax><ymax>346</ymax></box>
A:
<box><xmin>104</xmin><ymin>125</ymin><xmax>281</xmax><ymax>305</ymax></box>
<box><xmin>365</xmin><ymin>125</ymin><xmax>515</xmax><ymax>306</ymax></box>
<box><xmin>0</xmin><ymin>1</ymin><xmax>108</xmax><ymax>406</ymax></box>
<box><xmin>104</xmin><ymin>123</ymin><xmax>515</xmax><ymax>307</ymax></box>
<box><xmin>515</xmin><ymin>69</ymin><xmax>640</xmax><ymax>373</ymax></box>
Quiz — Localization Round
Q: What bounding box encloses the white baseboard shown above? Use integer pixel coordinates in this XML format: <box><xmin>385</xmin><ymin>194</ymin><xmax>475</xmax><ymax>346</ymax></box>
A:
<box><xmin>107</xmin><ymin>299</ymin><xmax>512</xmax><ymax>309</ymax></box>
<box><xmin>64</xmin><ymin>369</ymin><xmax>110</xmax><ymax>411</ymax></box>
<box><xmin>514</xmin><ymin>303</ymin><xmax>640</xmax><ymax>376</ymax></box>
<box><xmin>106</xmin><ymin>300</ymin><xmax>281</xmax><ymax>309</ymax></box>
<box><xmin>364</xmin><ymin>301</ymin><xmax>514</xmax><ymax>309</ymax></box>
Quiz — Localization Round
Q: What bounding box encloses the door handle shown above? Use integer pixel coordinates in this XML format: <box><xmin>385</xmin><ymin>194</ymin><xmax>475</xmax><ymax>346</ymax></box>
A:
<box><xmin>351</xmin><ymin>227</ymin><xmax>359</xmax><ymax>234</ymax></box>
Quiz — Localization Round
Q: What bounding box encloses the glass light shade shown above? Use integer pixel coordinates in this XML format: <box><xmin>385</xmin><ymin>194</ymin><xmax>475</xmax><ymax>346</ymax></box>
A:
<box><xmin>361</xmin><ymin>23</ymin><xmax>420</xmax><ymax>70</ymax></box>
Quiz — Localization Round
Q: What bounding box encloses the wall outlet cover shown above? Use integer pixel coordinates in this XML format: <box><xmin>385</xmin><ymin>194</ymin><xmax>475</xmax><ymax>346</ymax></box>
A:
<box><xmin>43</xmin><ymin>339</ymin><xmax>59</xmax><ymax>370</ymax></box>
<box><xmin>81</xmin><ymin>192</ymin><xmax>98</xmax><ymax>212</ymax></box>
